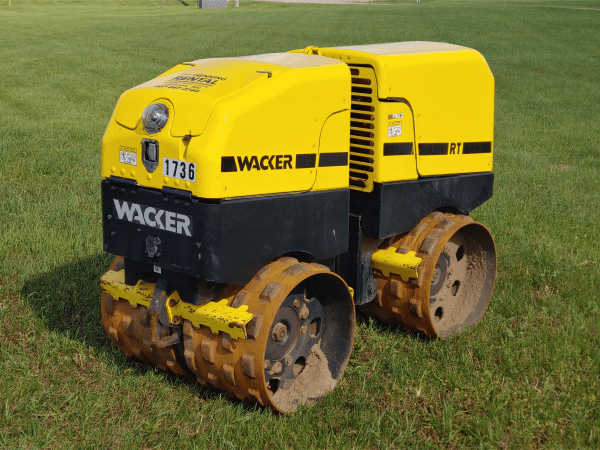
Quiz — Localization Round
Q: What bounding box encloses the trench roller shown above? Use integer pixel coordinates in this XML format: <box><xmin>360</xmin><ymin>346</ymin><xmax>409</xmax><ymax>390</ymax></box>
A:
<box><xmin>98</xmin><ymin>42</ymin><xmax>499</xmax><ymax>413</ymax></box>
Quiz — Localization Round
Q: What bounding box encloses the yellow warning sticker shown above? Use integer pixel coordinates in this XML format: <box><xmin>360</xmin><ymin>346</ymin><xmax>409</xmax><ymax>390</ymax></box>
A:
<box><xmin>155</xmin><ymin>74</ymin><xmax>227</xmax><ymax>93</ymax></box>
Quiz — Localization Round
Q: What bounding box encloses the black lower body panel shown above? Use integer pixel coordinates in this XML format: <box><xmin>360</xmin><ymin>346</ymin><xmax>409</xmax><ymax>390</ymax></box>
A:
<box><xmin>350</xmin><ymin>172</ymin><xmax>494</xmax><ymax>239</ymax></box>
<box><xmin>102</xmin><ymin>179</ymin><xmax>349</xmax><ymax>286</ymax></box>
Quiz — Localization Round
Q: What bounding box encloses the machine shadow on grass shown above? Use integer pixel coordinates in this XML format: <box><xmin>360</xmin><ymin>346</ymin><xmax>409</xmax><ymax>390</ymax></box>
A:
<box><xmin>19</xmin><ymin>254</ymin><xmax>262</xmax><ymax>412</ymax></box>
<box><xmin>22</xmin><ymin>254</ymin><xmax>123</xmax><ymax>356</ymax></box>
<box><xmin>355</xmin><ymin>310</ymin><xmax>437</xmax><ymax>343</ymax></box>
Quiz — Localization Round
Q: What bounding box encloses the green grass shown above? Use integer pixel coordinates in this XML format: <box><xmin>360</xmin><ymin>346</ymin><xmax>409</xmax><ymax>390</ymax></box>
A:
<box><xmin>1</xmin><ymin>0</ymin><xmax>599</xmax><ymax>448</ymax></box>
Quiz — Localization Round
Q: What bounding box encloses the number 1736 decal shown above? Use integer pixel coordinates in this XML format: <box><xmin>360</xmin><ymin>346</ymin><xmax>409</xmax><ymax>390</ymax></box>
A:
<box><xmin>163</xmin><ymin>157</ymin><xmax>196</xmax><ymax>182</ymax></box>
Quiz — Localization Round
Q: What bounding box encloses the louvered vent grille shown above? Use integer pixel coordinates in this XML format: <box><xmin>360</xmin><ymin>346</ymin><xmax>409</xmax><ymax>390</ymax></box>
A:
<box><xmin>349</xmin><ymin>66</ymin><xmax>376</xmax><ymax>191</ymax></box>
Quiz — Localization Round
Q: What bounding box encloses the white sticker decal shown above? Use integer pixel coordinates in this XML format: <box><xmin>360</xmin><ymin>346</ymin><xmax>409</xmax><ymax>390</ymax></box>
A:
<box><xmin>119</xmin><ymin>146</ymin><xmax>138</xmax><ymax>166</ymax></box>
<box><xmin>388</xmin><ymin>124</ymin><xmax>402</xmax><ymax>138</ymax></box>
<box><xmin>163</xmin><ymin>157</ymin><xmax>196</xmax><ymax>182</ymax></box>
<box><xmin>154</xmin><ymin>265</ymin><xmax>162</xmax><ymax>274</ymax></box>
<box><xmin>388</xmin><ymin>113</ymin><xmax>404</xmax><ymax>120</ymax></box>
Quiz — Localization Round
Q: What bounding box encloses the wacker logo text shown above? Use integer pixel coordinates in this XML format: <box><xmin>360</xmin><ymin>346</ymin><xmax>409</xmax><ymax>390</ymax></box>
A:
<box><xmin>113</xmin><ymin>200</ymin><xmax>192</xmax><ymax>237</ymax></box>
<box><xmin>237</xmin><ymin>155</ymin><xmax>293</xmax><ymax>171</ymax></box>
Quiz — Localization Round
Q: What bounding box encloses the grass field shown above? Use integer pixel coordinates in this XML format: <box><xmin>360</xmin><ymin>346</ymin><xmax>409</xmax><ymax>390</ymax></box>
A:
<box><xmin>1</xmin><ymin>0</ymin><xmax>599</xmax><ymax>448</ymax></box>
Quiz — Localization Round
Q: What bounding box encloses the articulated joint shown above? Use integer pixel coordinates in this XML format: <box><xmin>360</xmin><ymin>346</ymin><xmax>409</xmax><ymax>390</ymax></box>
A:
<box><xmin>371</xmin><ymin>247</ymin><xmax>422</xmax><ymax>282</ymax></box>
<box><xmin>149</xmin><ymin>277</ymin><xmax>181</xmax><ymax>348</ymax></box>
<box><xmin>100</xmin><ymin>269</ymin><xmax>253</xmax><ymax>340</ymax></box>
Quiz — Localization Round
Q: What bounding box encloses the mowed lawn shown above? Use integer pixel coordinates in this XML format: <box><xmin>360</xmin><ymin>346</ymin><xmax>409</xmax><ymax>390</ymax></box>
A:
<box><xmin>0</xmin><ymin>0</ymin><xmax>599</xmax><ymax>448</ymax></box>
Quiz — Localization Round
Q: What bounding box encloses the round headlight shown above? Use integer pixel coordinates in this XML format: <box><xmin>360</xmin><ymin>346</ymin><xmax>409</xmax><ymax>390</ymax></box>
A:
<box><xmin>141</xmin><ymin>103</ymin><xmax>169</xmax><ymax>134</ymax></box>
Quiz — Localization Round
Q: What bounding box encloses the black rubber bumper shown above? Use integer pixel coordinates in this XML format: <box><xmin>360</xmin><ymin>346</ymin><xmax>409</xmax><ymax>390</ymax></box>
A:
<box><xmin>102</xmin><ymin>178</ymin><xmax>349</xmax><ymax>286</ymax></box>
<box><xmin>350</xmin><ymin>172</ymin><xmax>494</xmax><ymax>239</ymax></box>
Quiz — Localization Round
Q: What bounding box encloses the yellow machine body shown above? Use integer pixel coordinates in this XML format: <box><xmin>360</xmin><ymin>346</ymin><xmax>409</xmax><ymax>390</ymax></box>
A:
<box><xmin>99</xmin><ymin>42</ymin><xmax>497</xmax><ymax>413</ymax></box>
<box><xmin>101</xmin><ymin>53</ymin><xmax>350</xmax><ymax>199</ymax></box>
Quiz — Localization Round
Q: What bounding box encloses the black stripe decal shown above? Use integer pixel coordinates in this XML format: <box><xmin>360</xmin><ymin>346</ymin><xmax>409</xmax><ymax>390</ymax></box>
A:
<box><xmin>319</xmin><ymin>152</ymin><xmax>348</xmax><ymax>167</ymax></box>
<box><xmin>296</xmin><ymin>153</ymin><xmax>317</xmax><ymax>169</ymax></box>
<box><xmin>221</xmin><ymin>156</ymin><xmax>237</xmax><ymax>172</ymax></box>
<box><xmin>419</xmin><ymin>143</ymin><xmax>448</xmax><ymax>156</ymax></box>
<box><xmin>384</xmin><ymin>142</ymin><xmax>413</xmax><ymax>156</ymax></box>
<box><xmin>463</xmin><ymin>142</ymin><xmax>492</xmax><ymax>154</ymax></box>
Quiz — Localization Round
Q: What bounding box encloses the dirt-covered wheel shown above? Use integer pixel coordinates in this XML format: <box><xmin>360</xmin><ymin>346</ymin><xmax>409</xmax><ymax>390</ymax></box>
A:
<box><xmin>362</xmin><ymin>212</ymin><xmax>496</xmax><ymax>338</ymax></box>
<box><xmin>264</xmin><ymin>274</ymin><xmax>355</xmax><ymax>412</ymax></box>
<box><xmin>427</xmin><ymin>224</ymin><xmax>496</xmax><ymax>337</ymax></box>
<box><xmin>180</xmin><ymin>258</ymin><xmax>355</xmax><ymax>413</ymax></box>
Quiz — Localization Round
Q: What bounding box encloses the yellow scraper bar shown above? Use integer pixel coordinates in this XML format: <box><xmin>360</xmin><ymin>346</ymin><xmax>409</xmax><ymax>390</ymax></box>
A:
<box><xmin>100</xmin><ymin>269</ymin><xmax>154</xmax><ymax>308</ymax></box>
<box><xmin>165</xmin><ymin>297</ymin><xmax>252</xmax><ymax>341</ymax></box>
<box><xmin>100</xmin><ymin>269</ymin><xmax>253</xmax><ymax>340</ymax></box>
<box><xmin>371</xmin><ymin>248</ymin><xmax>422</xmax><ymax>282</ymax></box>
